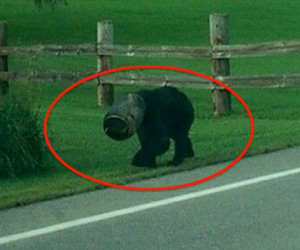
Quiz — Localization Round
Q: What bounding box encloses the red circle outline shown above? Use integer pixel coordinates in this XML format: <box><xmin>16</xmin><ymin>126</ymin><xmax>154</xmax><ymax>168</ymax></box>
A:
<box><xmin>43</xmin><ymin>65</ymin><xmax>254</xmax><ymax>191</ymax></box>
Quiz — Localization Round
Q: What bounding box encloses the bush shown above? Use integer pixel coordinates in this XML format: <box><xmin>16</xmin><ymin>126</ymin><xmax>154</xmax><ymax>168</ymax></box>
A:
<box><xmin>0</xmin><ymin>94</ymin><xmax>45</xmax><ymax>177</ymax></box>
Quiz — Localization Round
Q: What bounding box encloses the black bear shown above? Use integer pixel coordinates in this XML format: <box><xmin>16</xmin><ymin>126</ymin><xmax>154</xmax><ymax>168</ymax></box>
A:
<box><xmin>103</xmin><ymin>86</ymin><xmax>194</xmax><ymax>167</ymax></box>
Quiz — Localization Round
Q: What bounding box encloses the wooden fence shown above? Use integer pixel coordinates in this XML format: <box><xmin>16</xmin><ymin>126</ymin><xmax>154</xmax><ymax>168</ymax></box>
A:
<box><xmin>1</xmin><ymin>14</ymin><xmax>300</xmax><ymax>114</ymax></box>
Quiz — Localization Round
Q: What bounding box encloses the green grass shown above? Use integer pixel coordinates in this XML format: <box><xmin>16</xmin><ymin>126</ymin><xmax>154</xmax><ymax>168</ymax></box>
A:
<box><xmin>0</xmin><ymin>0</ymin><xmax>300</xmax><ymax>210</ymax></box>
<box><xmin>1</xmin><ymin>0</ymin><xmax>300</xmax><ymax>76</ymax></box>
<box><xmin>1</xmin><ymin>82</ymin><xmax>300</xmax><ymax>209</ymax></box>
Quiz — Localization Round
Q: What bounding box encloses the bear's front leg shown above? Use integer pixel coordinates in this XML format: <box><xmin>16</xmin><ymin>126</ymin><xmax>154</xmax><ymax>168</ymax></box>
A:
<box><xmin>132</xmin><ymin>149</ymin><xmax>156</xmax><ymax>167</ymax></box>
<box><xmin>170</xmin><ymin>134</ymin><xmax>194</xmax><ymax>166</ymax></box>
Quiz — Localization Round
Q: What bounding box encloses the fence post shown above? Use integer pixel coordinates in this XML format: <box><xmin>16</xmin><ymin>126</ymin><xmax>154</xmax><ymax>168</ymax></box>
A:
<box><xmin>97</xmin><ymin>20</ymin><xmax>114</xmax><ymax>106</ymax></box>
<box><xmin>209</xmin><ymin>14</ymin><xmax>231</xmax><ymax>115</ymax></box>
<box><xmin>0</xmin><ymin>21</ymin><xmax>8</xmax><ymax>95</ymax></box>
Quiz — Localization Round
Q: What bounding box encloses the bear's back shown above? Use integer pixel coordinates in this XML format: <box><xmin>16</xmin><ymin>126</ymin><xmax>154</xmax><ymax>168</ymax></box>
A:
<box><xmin>138</xmin><ymin>86</ymin><xmax>194</xmax><ymax>134</ymax></box>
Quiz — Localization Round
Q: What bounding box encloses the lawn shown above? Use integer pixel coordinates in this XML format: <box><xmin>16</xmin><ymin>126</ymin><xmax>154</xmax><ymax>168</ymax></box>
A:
<box><xmin>0</xmin><ymin>0</ymin><xmax>300</xmax><ymax>210</ymax></box>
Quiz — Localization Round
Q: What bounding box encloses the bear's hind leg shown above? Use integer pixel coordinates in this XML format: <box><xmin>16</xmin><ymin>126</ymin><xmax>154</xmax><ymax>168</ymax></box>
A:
<box><xmin>185</xmin><ymin>137</ymin><xmax>194</xmax><ymax>158</ymax></box>
<box><xmin>171</xmin><ymin>135</ymin><xmax>194</xmax><ymax>166</ymax></box>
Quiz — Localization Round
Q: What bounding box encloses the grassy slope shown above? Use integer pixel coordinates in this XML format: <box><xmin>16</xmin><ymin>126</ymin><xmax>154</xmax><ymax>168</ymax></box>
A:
<box><xmin>1</xmin><ymin>0</ymin><xmax>300</xmax><ymax>75</ymax></box>
<box><xmin>0</xmin><ymin>0</ymin><xmax>300</xmax><ymax>209</ymax></box>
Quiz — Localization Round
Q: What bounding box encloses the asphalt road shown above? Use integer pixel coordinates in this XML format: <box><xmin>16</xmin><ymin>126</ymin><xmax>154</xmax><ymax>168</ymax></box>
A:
<box><xmin>0</xmin><ymin>147</ymin><xmax>300</xmax><ymax>250</ymax></box>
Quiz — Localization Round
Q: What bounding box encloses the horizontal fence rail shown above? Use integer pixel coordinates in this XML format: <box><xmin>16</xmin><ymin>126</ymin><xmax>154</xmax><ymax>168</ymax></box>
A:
<box><xmin>101</xmin><ymin>73</ymin><xmax>300</xmax><ymax>87</ymax></box>
<box><xmin>1</xmin><ymin>16</ymin><xmax>300</xmax><ymax>114</ymax></box>
<box><xmin>0</xmin><ymin>43</ymin><xmax>96</xmax><ymax>56</ymax></box>
<box><xmin>1</xmin><ymin>40</ymin><xmax>300</xmax><ymax>58</ymax></box>
<box><xmin>212</xmin><ymin>40</ymin><xmax>300</xmax><ymax>58</ymax></box>
<box><xmin>1</xmin><ymin>71</ymin><xmax>299</xmax><ymax>88</ymax></box>
<box><xmin>0</xmin><ymin>71</ymin><xmax>88</xmax><ymax>82</ymax></box>
<box><xmin>97</xmin><ymin>44</ymin><xmax>211</xmax><ymax>58</ymax></box>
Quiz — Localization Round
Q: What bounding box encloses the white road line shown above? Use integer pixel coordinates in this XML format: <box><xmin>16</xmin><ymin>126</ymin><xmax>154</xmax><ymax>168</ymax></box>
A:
<box><xmin>1</xmin><ymin>167</ymin><xmax>300</xmax><ymax>245</ymax></box>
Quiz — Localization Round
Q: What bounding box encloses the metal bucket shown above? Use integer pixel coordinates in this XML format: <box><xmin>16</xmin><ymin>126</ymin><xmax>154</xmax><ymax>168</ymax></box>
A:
<box><xmin>103</xmin><ymin>93</ymin><xmax>145</xmax><ymax>141</ymax></box>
